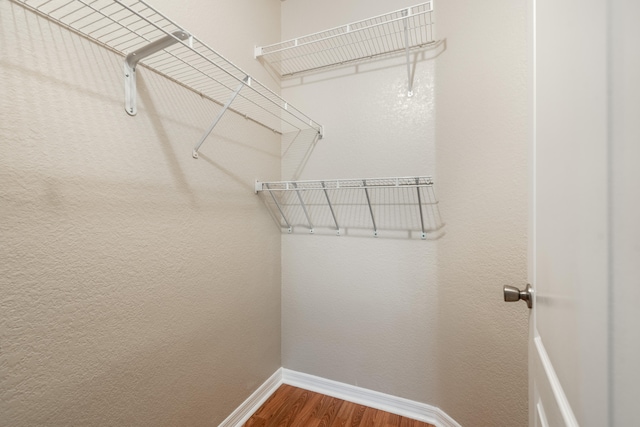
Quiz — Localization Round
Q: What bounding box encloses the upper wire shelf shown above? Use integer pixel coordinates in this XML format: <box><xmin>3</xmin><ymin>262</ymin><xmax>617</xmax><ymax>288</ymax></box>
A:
<box><xmin>255</xmin><ymin>2</ymin><xmax>436</xmax><ymax>78</ymax></box>
<box><xmin>255</xmin><ymin>176</ymin><xmax>442</xmax><ymax>239</ymax></box>
<box><xmin>14</xmin><ymin>0</ymin><xmax>324</xmax><ymax>149</ymax></box>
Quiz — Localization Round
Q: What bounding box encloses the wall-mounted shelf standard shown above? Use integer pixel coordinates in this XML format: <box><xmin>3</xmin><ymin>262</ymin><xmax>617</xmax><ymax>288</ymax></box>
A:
<box><xmin>256</xmin><ymin>176</ymin><xmax>442</xmax><ymax>239</ymax></box>
<box><xmin>14</xmin><ymin>0</ymin><xmax>324</xmax><ymax>158</ymax></box>
<box><xmin>255</xmin><ymin>2</ymin><xmax>435</xmax><ymax>94</ymax></box>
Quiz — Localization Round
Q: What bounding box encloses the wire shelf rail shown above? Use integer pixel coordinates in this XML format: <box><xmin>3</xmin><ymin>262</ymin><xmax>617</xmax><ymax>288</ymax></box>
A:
<box><xmin>255</xmin><ymin>176</ymin><xmax>442</xmax><ymax>239</ymax></box>
<box><xmin>14</xmin><ymin>0</ymin><xmax>324</xmax><ymax>157</ymax></box>
<box><xmin>255</xmin><ymin>2</ymin><xmax>436</xmax><ymax>80</ymax></box>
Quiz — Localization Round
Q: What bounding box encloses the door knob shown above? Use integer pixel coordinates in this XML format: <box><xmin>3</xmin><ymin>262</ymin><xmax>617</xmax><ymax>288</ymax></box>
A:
<box><xmin>503</xmin><ymin>284</ymin><xmax>533</xmax><ymax>309</ymax></box>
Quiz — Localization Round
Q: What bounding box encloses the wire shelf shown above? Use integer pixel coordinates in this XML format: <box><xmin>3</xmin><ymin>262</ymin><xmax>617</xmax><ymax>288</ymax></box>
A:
<box><xmin>256</xmin><ymin>177</ymin><xmax>442</xmax><ymax>239</ymax></box>
<box><xmin>255</xmin><ymin>2</ymin><xmax>436</xmax><ymax>77</ymax></box>
<box><xmin>14</xmin><ymin>0</ymin><xmax>323</xmax><ymax>139</ymax></box>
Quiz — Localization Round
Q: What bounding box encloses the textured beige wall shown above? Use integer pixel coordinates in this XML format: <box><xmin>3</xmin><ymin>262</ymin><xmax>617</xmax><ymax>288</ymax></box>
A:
<box><xmin>280</xmin><ymin>1</ymin><xmax>529</xmax><ymax>426</ymax></box>
<box><xmin>0</xmin><ymin>0</ymin><xmax>282</xmax><ymax>425</ymax></box>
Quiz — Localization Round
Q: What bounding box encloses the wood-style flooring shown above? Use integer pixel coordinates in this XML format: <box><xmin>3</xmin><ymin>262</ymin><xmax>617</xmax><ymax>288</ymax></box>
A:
<box><xmin>244</xmin><ymin>384</ymin><xmax>436</xmax><ymax>427</ymax></box>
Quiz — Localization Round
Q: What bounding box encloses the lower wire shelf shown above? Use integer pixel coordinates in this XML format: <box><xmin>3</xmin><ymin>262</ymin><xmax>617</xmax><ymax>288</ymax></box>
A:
<box><xmin>255</xmin><ymin>176</ymin><xmax>442</xmax><ymax>239</ymax></box>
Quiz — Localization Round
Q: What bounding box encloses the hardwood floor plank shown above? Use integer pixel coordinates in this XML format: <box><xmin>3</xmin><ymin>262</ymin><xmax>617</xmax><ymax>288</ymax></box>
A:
<box><xmin>308</xmin><ymin>396</ymin><xmax>343</xmax><ymax>427</ymax></box>
<box><xmin>359</xmin><ymin>406</ymin><xmax>385</xmax><ymax>427</ymax></box>
<box><xmin>329</xmin><ymin>400</ymin><xmax>359</xmax><ymax>427</ymax></box>
<box><xmin>250</xmin><ymin>384</ymin><xmax>295</xmax><ymax>420</ymax></box>
<box><xmin>313</xmin><ymin>394</ymin><xmax>336</xmax><ymax>418</ymax></box>
<box><xmin>319</xmin><ymin>397</ymin><xmax>344</xmax><ymax>427</ymax></box>
<box><xmin>288</xmin><ymin>392</ymin><xmax>324</xmax><ymax>426</ymax></box>
<box><xmin>332</xmin><ymin>401</ymin><xmax>365</xmax><ymax>427</ymax></box>
<box><xmin>344</xmin><ymin>403</ymin><xmax>367</xmax><ymax>427</ymax></box>
<box><xmin>274</xmin><ymin>388</ymin><xmax>313</xmax><ymax>427</ymax></box>
<box><xmin>269</xmin><ymin>387</ymin><xmax>308</xmax><ymax>426</ymax></box>
<box><xmin>244</xmin><ymin>417</ymin><xmax>266</xmax><ymax>427</ymax></box>
<box><xmin>243</xmin><ymin>385</ymin><xmax>435</xmax><ymax>427</ymax></box>
<box><xmin>384</xmin><ymin>412</ymin><xmax>399</xmax><ymax>427</ymax></box>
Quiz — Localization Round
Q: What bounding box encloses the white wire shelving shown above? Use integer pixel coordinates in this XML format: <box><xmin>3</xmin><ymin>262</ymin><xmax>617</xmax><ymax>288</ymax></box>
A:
<box><xmin>255</xmin><ymin>2</ymin><xmax>436</xmax><ymax>93</ymax></box>
<box><xmin>14</xmin><ymin>0</ymin><xmax>324</xmax><ymax>158</ymax></box>
<box><xmin>255</xmin><ymin>176</ymin><xmax>442</xmax><ymax>239</ymax></box>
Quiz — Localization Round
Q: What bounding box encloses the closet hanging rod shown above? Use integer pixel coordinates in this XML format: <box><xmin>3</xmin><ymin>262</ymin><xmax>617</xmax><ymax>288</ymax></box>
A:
<box><xmin>14</xmin><ymin>0</ymin><xmax>324</xmax><ymax>153</ymax></box>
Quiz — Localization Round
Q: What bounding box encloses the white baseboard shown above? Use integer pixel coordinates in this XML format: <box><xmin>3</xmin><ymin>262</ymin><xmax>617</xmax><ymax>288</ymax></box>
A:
<box><xmin>281</xmin><ymin>369</ymin><xmax>461</xmax><ymax>427</ymax></box>
<box><xmin>218</xmin><ymin>368</ymin><xmax>283</xmax><ymax>427</ymax></box>
<box><xmin>219</xmin><ymin>367</ymin><xmax>461</xmax><ymax>427</ymax></box>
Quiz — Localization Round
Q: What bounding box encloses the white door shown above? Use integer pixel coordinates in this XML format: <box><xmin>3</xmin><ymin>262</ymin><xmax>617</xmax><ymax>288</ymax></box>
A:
<box><xmin>527</xmin><ymin>0</ymin><xmax>610</xmax><ymax>425</ymax></box>
<box><xmin>525</xmin><ymin>0</ymin><xmax>640</xmax><ymax>425</ymax></box>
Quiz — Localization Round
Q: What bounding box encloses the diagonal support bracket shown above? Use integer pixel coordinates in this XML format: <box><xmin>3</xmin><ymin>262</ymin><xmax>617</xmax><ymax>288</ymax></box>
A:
<box><xmin>124</xmin><ymin>30</ymin><xmax>191</xmax><ymax>116</ymax></box>
<box><xmin>293</xmin><ymin>182</ymin><xmax>314</xmax><ymax>234</ymax></box>
<box><xmin>402</xmin><ymin>8</ymin><xmax>414</xmax><ymax>97</ymax></box>
<box><xmin>192</xmin><ymin>76</ymin><xmax>249</xmax><ymax>159</ymax></box>
<box><xmin>363</xmin><ymin>179</ymin><xmax>378</xmax><ymax>237</ymax></box>
<box><xmin>415</xmin><ymin>177</ymin><xmax>427</xmax><ymax>239</ymax></box>
<box><xmin>256</xmin><ymin>182</ymin><xmax>292</xmax><ymax>233</ymax></box>
<box><xmin>322</xmin><ymin>181</ymin><xmax>341</xmax><ymax>235</ymax></box>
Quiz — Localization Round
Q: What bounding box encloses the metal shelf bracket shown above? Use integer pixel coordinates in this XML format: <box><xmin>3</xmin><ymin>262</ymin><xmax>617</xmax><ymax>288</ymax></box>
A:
<box><xmin>259</xmin><ymin>182</ymin><xmax>293</xmax><ymax>234</ymax></box>
<box><xmin>124</xmin><ymin>31</ymin><xmax>191</xmax><ymax>116</ymax></box>
<box><xmin>415</xmin><ymin>177</ymin><xmax>427</xmax><ymax>239</ymax></box>
<box><xmin>192</xmin><ymin>76</ymin><xmax>250</xmax><ymax>159</ymax></box>
<box><xmin>402</xmin><ymin>8</ymin><xmax>414</xmax><ymax>97</ymax></box>
<box><xmin>321</xmin><ymin>181</ymin><xmax>341</xmax><ymax>235</ymax></box>
<box><xmin>362</xmin><ymin>180</ymin><xmax>378</xmax><ymax>237</ymax></box>
<box><xmin>293</xmin><ymin>182</ymin><xmax>314</xmax><ymax>234</ymax></box>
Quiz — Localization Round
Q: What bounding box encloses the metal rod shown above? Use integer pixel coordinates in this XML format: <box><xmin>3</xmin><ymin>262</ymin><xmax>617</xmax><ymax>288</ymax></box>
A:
<box><xmin>192</xmin><ymin>77</ymin><xmax>247</xmax><ymax>158</ymax></box>
<box><xmin>266</xmin><ymin>183</ymin><xmax>292</xmax><ymax>233</ymax></box>
<box><xmin>322</xmin><ymin>181</ymin><xmax>340</xmax><ymax>235</ymax></box>
<box><xmin>415</xmin><ymin>177</ymin><xmax>426</xmax><ymax>239</ymax></box>
<box><xmin>293</xmin><ymin>183</ymin><xmax>314</xmax><ymax>233</ymax></box>
<box><xmin>363</xmin><ymin>180</ymin><xmax>378</xmax><ymax>237</ymax></box>
<box><xmin>403</xmin><ymin>10</ymin><xmax>414</xmax><ymax>96</ymax></box>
